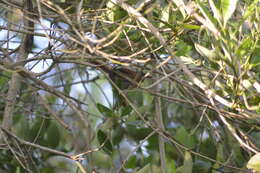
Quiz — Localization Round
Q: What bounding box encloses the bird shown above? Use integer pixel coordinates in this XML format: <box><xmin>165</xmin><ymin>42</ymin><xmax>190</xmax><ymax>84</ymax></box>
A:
<box><xmin>83</xmin><ymin>32</ymin><xmax>144</xmax><ymax>90</ymax></box>
<box><xmin>108</xmin><ymin>67</ymin><xmax>143</xmax><ymax>90</ymax></box>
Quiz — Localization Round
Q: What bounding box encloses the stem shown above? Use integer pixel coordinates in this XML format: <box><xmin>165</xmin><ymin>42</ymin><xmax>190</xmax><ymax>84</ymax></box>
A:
<box><xmin>156</xmin><ymin>87</ymin><xmax>166</xmax><ymax>172</ymax></box>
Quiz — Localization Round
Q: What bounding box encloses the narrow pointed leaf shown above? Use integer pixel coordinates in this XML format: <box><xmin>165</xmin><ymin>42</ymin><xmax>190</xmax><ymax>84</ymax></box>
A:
<box><xmin>209</xmin><ymin>0</ymin><xmax>222</xmax><ymax>24</ymax></box>
<box><xmin>196</xmin><ymin>1</ymin><xmax>219</xmax><ymax>35</ymax></box>
<box><xmin>97</xmin><ymin>103</ymin><xmax>114</xmax><ymax>117</ymax></box>
<box><xmin>221</xmin><ymin>0</ymin><xmax>238</xmax><ymax>27</ymax></box>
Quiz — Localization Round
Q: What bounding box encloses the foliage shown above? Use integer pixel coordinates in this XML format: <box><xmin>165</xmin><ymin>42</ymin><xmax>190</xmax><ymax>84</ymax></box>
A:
<box><xmin>247</xmin><ymin>153</ymin><xmax>260</xmax><ymax>173</ymax></box>
<box><xmin>0</xmin><ymin>0</ymin><xmax>259</xmax><ymax>173</ymax></box>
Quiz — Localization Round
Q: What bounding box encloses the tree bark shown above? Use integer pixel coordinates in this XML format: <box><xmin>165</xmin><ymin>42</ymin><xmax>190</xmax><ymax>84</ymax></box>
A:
<box><xmin>2</xmin><ymin>0</ymin><xmax>34</xmax><ymax>131</ymax></box>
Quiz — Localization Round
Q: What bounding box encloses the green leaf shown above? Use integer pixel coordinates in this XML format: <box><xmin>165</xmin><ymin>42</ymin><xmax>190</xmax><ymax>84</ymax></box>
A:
<box><xmin>121</xmin><ymin>106</ymin><xmax>132</xmax><ymax>116</ymax></box>
<box><xmin>114</xmin><ymin>7</ymin><xmax>127</xmax><ymax>21</ymax></box>
<box><xmin>125</xmin><ymin>155</ymin><xmax>137</xmax><ymax>169</ymax></box>
<box><xmin>0</xmin><ymin>72</ymin><xmax>9</xmax><ymax>86</ymax></box>
<box><xmin>176</xmin><ymin>40</ymin><xmax>192</xmax><ymax>56</ymax></box>
<box><xmin>250</xmin><ymin>47</ymin><xmax>260</xmax><ymax>67</ymax></box>
<box><xmin>209</xmin><ymin>0</ymin><xmax>222</xmax><ymax>25</ymax></box>
<box><xmin>146</xmin><ymin>134</ymin><xmax>159</xmax><ymax>151</ymax></box>
<box><xmin>179</xmin><ymin>56</ymin><xmax>201</xmax><ymax>65</ymax></box>
<box><xmin>166</xmin><ymin>159</ymin><xmax>176</xmax><ymax>173</ymax></box>
<box><xmin>200</xmin><ymin>139</ymin><xmax>217</xmax><ymax>159</ymax></box>
<box><xmin>100</xmin><ymin>117</ymin><xmax>116</xmax><ymax>130</ymax></box>
<box><xmin>126</xmin><ymin>125</ymin><xmax>153</xmax><ymax>141</ymax></box>
<box><xmin>97</xmin><ymin>130</ymin><xmax>113</xmax><ymax>155</ymax></box>
<box><xmin>176</xmin><ymin>152</ymin><xmax>193</xmax><ymax>173</ymax></box>
<box><xmin>236</xmin><ymin>36</ymin><xmax>253</xmax><ymax>57</ymax></box>
<box><xmin>221</xmin><ymin>0</ymin><xmax>238</xmax><ymax>27</ymax></box>
<box><xmin>157</xmin><ymin>18</ymin><xmax>176</xmax><ymax>31</ymax></box>
<box><xmin>159</xmin><ymin>5</ymin><xmax>170</xmax><ymax>28</ymax></box>
<box><xmin>196</xmin><ymin>1</ymin><xmax>218</xmax><ymax>33</ymax></box>
<box><xmin>106</xmin><ymin>1</ymin><xmax>116</xmax><ymax>22</ymax></box>
<box><xmin>41</xmin><ymin>167</ymin><xmax>55</xmax><ymax>173</ymax></box>
<box><xmin>215</xmin><ymin>144</ymin><xmax>225</xmax><ymax>162</ymax></box>
<box><xmin>180</xmin><ymin>23</ymin><xmax>201</xmax><ymax>30</ymax></box>
<box><xmin>247</xmin><ymin>153</ymin><xmax>260</xmax><ymax>173</ymax></box>
<box><xmin>195</xmin><ymin>43</ymin><xmax>218</xmax><ymax>62</ymax></box>
<box><xmin>171</xmin><ymin>0</ymin><xmax>187</xmax><ymax>18</ymax></box>
<box><xmin>112</xmin><ymin>126</ymin><xmax>124</xmax><ymax>145</ymax></box>
<box><xmin>46</xmin><ymin>122</ymin><xmax>60</xmax><ymax>148</ymax></box>
<box><xmin>175</xmin><ymin>127</ymin><xmax>195</xmax><ymax>148</ymax></box>
<box><xmin>243</xmin><ymin>0</ymin><xmax>259</xmax><ymax>20</ymax></box>
<box><xmin>193</xmin><ymin>160</ymin><xmax>211</xmax><ymax>173</ymax></box>
<box><xmin>106</xmin><ymin>1</ymin><xmax>127</xmax><ymax>22</ymax></box>
<box><xmin>29</xmin><ymin>118</ymin><xmax>49</xmax><ymax>142</ymax></box>
<box><xmin>96</xmin><ymin>103</ymin><xmax>114</xmax><ymax>117</ymax></box>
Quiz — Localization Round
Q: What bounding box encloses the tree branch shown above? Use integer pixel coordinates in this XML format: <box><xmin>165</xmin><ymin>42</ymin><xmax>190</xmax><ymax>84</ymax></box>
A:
<box><xmin>2</xmin><ymin>0</ymin><xmax>34</xmax><ymax>131</ymax></box>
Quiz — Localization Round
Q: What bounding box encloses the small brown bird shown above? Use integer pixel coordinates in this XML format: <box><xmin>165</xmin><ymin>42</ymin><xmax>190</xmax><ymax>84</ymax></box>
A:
<box><xmin>91</xmin><ymin>60</ymin><xmax>143</xmax><ymax>90</ymax></box>
<box><xmin>107</xmin><ymin>67</ymin><xmax>144</xmax><ymax>107</ymax></box>
<box><xmin>108</xmin><ymin>67</ymin><xmax>143</xmax><ymax>90</ymax></box>
<box><xmin>91</xmin><ymin>61</ymin><xmax>145</xmax><ymax>107</ymax></box>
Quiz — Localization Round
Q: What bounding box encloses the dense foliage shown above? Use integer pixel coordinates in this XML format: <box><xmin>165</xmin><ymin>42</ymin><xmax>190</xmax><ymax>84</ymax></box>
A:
<box><xmin>0</xmin><ymin>0</ymin><xmax>259</xmax><ymax>173</ymax></box>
